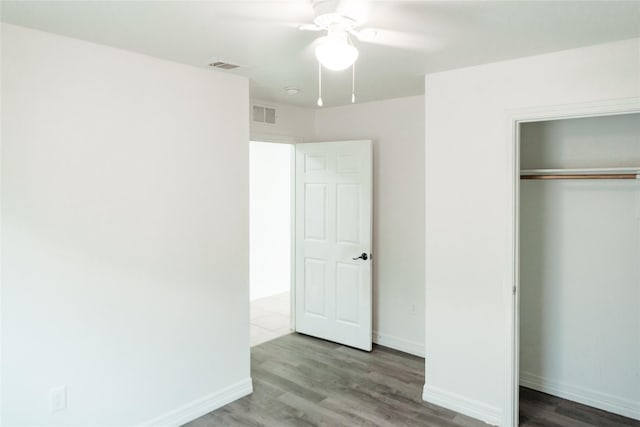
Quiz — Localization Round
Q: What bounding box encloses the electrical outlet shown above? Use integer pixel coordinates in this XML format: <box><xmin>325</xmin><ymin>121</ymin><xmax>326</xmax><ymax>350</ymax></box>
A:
<box><xmin>50</xmin><ymin>385</ymin><xmax>66</xmax><ymax>413</ymax></box>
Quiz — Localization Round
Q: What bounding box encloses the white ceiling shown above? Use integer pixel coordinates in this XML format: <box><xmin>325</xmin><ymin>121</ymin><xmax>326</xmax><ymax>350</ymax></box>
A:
<box><xmin>2</xmin><ymin>1</ymin><xmax>639</xmax><ymax>108</ymax></box>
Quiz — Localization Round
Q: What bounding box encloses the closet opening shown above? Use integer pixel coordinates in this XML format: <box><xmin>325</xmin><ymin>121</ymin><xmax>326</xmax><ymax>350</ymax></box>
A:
<box><xmin>514</xmin><ymin>110</ymin><xmax>640</xmax><ymax>426</ymax></box>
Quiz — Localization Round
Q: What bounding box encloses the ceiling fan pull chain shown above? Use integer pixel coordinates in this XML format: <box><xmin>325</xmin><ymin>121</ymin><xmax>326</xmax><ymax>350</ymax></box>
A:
<box><xmin>351</xmin><ymin>62</ymin><xmax>356</xmax><ymax>103</ymax></box>
<box><xmin>317</xmin><ymin>63</ymin><xmax>323</xmax><ymax>107</ymax></box>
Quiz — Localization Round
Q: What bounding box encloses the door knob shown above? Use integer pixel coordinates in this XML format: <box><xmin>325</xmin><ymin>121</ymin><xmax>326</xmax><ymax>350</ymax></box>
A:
<box><xmin>353</xmin><ymin>252</ymin><xmax>368</xmax><ymax>261</ymax></box>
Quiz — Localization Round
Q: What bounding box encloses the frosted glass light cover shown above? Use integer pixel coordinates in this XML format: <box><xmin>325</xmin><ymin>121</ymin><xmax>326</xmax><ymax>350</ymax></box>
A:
<box><xmin>315</xmin><ymin>39</ymin><xmax>358</xmax><ymax>71</ymax></box>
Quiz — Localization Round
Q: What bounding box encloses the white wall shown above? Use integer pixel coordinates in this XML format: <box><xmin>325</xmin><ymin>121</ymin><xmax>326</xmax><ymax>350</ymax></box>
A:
<box><xmin>314</xmin><ymin>96</ymin><xmax>426</xmax><ymax>356</ymax></box>
<box><xmin>1</xmin><ymin>24</ymin><xmax>251</xmax><ymax>426</ymax></box>
<box><xmin>520</xmin><ymin>113</ymin><xmax>640</xmax><ymax>169</ymax></box>
<box><xmin>249</xmin><ymin>141</ymin><xmax>292</xmax><ymax>301</ymax></box>
<box><xmin>519</xmin><ymin>114</ymin><xmax>640</xmax><ymax>419</ymax></box>
<box><xmin>423</xmin><ymin>38</ymin><xmax>640</xmax><ymax>426</ymax></box>
<box><xmin>250</xmin><ymin>98</ymin><xmax>315</xmax><ymax>143</ymax></box>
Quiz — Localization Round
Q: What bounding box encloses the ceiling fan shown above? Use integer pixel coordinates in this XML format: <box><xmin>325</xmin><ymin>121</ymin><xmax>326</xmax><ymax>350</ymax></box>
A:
<box><xmin>295</xmin><ymin>0</ymin><xmax>379</xmax><ymax>106</ymax></box>
<box><xmin>219</xmin><ymin>0</ymin><xmax>436</xmax><ymax>106</ymax></box>
<box><xmin>298</xmin><ymin>0</ymin><xmax>377</xmax><ymax>71</ymax></box>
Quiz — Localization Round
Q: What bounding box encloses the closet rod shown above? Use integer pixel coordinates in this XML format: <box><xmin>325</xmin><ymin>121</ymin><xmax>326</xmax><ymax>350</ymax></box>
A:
<box><xmin>520</xmin><ymin>167</ymin><xmax>640</xmax><ymax>180</ymax></box>
<box><xmin>521</xmin><ymin>174</ymin><xmax>638</xmax><ymax>180</ymax></box>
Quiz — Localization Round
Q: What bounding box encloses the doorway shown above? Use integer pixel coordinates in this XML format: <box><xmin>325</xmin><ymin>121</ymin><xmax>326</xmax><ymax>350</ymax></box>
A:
<box><xmin>249</xmin><ymin>139</ymin><xmax>374</xmax><ymax>351</ymax></box>
<box><xmin>249</xmin><ymin>141</ymin><xmax>294</xmax><ymax>346</ymax></box>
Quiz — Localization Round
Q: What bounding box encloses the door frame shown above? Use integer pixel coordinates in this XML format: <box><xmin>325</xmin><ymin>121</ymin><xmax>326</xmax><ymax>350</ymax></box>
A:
<box><xmin>504</xmin><ymin>97</ymin><xmax>640</xmax><ymax>427</ymax></box>
<box><xmin>249</xmin><ymin>133</ymin><xmax>299</xmax><ymax>331</ymax></box>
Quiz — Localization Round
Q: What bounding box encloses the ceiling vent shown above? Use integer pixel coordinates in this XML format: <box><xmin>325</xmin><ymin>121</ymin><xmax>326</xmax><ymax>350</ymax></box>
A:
<box><xmin>209</xmin><ymin>61</ymin><xmax>240</xmax><ymax>70</ymax></box>
<box><xmin>252</xmin><ymin>105</ymin><xmax>276</xmax><ymax>125</ymax></box>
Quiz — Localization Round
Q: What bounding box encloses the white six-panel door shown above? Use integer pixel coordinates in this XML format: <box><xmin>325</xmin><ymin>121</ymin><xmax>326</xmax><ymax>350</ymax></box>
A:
<box><xmin>295</xmin><ymin>140</ymin><xmax>372</xmax><ymax>351</ymax></box>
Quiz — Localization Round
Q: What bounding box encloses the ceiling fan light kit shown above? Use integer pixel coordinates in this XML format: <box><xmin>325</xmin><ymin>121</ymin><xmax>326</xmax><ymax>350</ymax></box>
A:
<box><xmin>317</xmin><ymin>63</ymin><xmax>323</xmax><ymax>107</ymax></box>
<box><xmin>302</xmin><ymin>0</ymin><xmax>366</xmax><ymax>107</ymax></box>
<box><xmin>314</xmin><ymin>31</ymin><xmax>359</xmax><ymax>71</ymax></box>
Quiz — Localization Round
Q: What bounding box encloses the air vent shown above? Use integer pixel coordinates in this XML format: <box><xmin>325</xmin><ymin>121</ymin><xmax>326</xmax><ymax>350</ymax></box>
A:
<box><xmin>209</xmin><ymin>61</ymin><xmax>239</xmax><ymax>70</ymax></box>
<box><xmin>252</xmin><ymin>105</ymin><xmax>276</xmax><ymax>125</ymax></box>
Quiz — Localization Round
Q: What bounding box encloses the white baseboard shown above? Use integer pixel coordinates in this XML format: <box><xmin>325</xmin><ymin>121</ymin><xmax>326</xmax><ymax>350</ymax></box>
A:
<box><xmin>372</xmin><ymin>330</ymin><xmax>425</xmax><ymax>357</ymax></box>
<box><xmin>520</xmin><ymin>371</ymin><xmax>640</xmax><ymax>421</ymax></box>
<box><xmin>422</xmin><ymin>384</ymin><xmax>501</xmax><ymax>426</ymax></box>
<box><xmin>139</xmin><ymin>377</ymin><xmax>253</xmax><ymax>427</ymax></box>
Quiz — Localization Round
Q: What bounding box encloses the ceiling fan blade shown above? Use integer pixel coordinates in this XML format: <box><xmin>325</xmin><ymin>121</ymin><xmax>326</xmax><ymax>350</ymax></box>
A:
<box><xmin>348</xmin><ymin>28</ymin><xmax>376</xmax><ymax>41</ymax></box>
<box><xmin>335</xmin><ymin>0</ymin><xmax>370</xmax><ymax>26</ymax></box>
<box><xmin>352</xmin><ymin>27</ymin><xmax>444</xmax><ymax>52</ymax></box>
<box><xmin>299</xmin><ymin>24</ymin><xmax>324</xmax><ymax>32</ymax></box>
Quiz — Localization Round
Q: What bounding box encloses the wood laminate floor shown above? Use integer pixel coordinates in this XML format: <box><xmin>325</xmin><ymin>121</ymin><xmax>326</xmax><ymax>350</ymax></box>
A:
<box><xmin>185</xmin><ymin>333</ymin><xmax>640</xmax><ymax>427</ymax></box>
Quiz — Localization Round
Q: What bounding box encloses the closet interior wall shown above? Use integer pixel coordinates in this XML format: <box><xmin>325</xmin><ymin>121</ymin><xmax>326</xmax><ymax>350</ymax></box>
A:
<box><xmin>519</xmin><ymin>113</ymin><xmax>640</xmax><ymax>420</ymax></box>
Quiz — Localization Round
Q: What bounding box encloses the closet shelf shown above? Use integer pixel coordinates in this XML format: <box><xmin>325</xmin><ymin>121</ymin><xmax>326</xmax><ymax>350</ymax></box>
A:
<box><xmin>520</xmin><ymin>167</ymin><xmax>640</xmax><ymax>180</ymax></box>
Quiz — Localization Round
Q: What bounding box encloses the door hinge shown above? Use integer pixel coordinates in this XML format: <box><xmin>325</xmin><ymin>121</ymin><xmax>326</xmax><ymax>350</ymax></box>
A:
<box><xmin>512</xmin><ymin>286</ymin><xmax>517</xmax><ymax>295</ymax></box>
